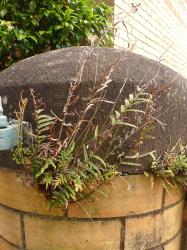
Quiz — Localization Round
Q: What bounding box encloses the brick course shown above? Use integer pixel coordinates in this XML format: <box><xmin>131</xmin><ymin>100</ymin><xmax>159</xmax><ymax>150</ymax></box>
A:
<box><xmin>0</xmin><ymin>168</ymin><xmax>184</xmax><ymax>250</ymax></box>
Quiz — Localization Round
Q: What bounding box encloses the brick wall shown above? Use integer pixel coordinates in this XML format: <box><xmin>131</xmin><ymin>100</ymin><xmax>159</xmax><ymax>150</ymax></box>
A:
<box><xmin>112</xmin><ymin>0</ymin><xmax>187</xmax><ymax>78</ymax></box>
<box><xmin>0</xmin><ymin>168</ymin><xmax>184</xmax><ymax>249</ymax></box>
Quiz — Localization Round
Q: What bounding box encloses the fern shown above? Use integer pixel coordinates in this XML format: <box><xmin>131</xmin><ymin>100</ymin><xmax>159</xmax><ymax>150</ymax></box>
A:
<box><xmin>13</xmin><ymin>87</ymin><xmax>160</xmax><ymax>208</ymax></box>
<box><xmin>150</xmin><ymin>144</ymin><xmax>187</xmax><ymax>187</ymax></box>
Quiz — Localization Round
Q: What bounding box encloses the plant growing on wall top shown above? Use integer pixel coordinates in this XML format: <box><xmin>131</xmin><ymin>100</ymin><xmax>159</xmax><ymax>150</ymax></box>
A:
<box><xmin>13</xmin><ymin>48</ymin><xmax>187</xmax><ymax>208</ymax></box>
<box><xmin>13</xmin><ymin>50</ymin><xmax>158</xmax><ymax>208</ymax></box>
<box><xmin>150</xmin><ymin>142</ymin><xmax>187</xmax><ymax>188</ymax></box>
<box><xmin>0</xmin><ymin>0</ymin><xmax>112</xmax><ymax>71</ymax></box>
<box><xmin>11</xmin><ymin>45</ymin><xmax>187</xmax><ymax>207</ymax></box>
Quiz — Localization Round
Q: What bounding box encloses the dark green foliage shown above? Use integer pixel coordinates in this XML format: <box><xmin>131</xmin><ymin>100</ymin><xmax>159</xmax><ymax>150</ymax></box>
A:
<box><xmin>0</xmin><ymin>0</ymin><xmax>112</xmax><ymax>70</ymax></box>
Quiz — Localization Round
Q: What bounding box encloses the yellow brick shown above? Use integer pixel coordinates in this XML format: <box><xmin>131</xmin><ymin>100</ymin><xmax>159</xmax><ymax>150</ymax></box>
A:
<box><xmin>24</xmin><ymin>216</ymin><xmax>121</xmax><ymax>250</ymax></box>
<box><xmin>163</xmin><ymin>201</ymin><xmax>184</xmax><ymax>240</ymax></box>
<box><xmin>0</xmin><ymin>238</ymin><xmax>16</xmax><ymax>250</ymax></box>
<box><xmin>164</xmin><ymin>233</ymin><xmax>181</xmax><ymax>250</ymax></box>
<box><xmin>164</xmin><ymin>185</ymin><xmax>184</xmax><ymax>207</ymax></box>
<box><xmin>68</xmin><ymin>175</ymin><xmax>163</xmax><ymax>218</ymax></box>
<box><xmin>125</xmin><ymin>213</ymin><xmax>163</xmax><ymax>249</ymax></box>
<box><xmin>0</xmin><ymin>206</ymin><xmax>22</xmax><ymax>247</ymax></box>
<box><xmin>0</xmin><ymin>169</ymin><xmax>64</xmax><ymax>216</ymax></box>
<box><xmin>124</xmin><ymin>201</ymin><xmax>183</xmax><ymax>249</ymax></box>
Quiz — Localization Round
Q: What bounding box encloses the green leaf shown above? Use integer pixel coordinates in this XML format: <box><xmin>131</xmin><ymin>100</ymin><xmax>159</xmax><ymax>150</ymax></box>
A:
<box><xmin>38</xmin><ymin>135</ymin><xmax>46</xmax><ymax>142</ymax></box>
<box><xmin>29</xmin><ymin>1</ymin><xmax>37</xmax><ymax>12</ymax></box>
<box><xmin>34</xmin><ymin>159</ymin><xmax>42</xmax><ymax>166</ymax></box>
<box><xmin>129</xmin><ymin>94</ymin><xmax>134</xmax><ymax>101</ymax></box>
<box><xmin>0</xmin><ymin>9</ymin><xmax>7</xmax><ymax>18</ymax></box>
<box><xmin>87</xmin><ymin>160</ymin><xmax>100</xmax><ymax>173</ymax></box>
<box><xmin>38</xmin><ymin>121</ymin><xmax>54</xmax><ymax>130</ymax></box>
<box><xmin>40</xmin><ymin>159</ymin><xmax>51</xmax><ymax>174</ymax></box>
<box><xmin>31</xmin><ymin>19</ymin><xmax>39</xmax><ymax>26</ymax></box>
<box><xmin>92</xmin><ymin>155</ymin><xmax>106</xmax><ymax>167</ymax></box>
<box><xmin>66</xmin><ymin>185</ymin><xmax>76</xmax><ymax>198</ymax></box>
<box><xmin>69</xmin><ymin>193</ymin><xmax>76</xmax><ymax>201</ymax></box>
<box><xmin>110</xmin><ymin>115</ymin><xmax>116</xmax><ymax>125</ymax></box>
<box><xmin>77</xmin><ymin>169</ymin><xmax>87</xmax><ymax>179</ymax></box>
<box><xmin>85</xmin><ymin>165</ymin><xmax>98</xmax><ymax>177</ymax></box>
<box><xmin>63</xmin><ymin>189</ymin><xmax>70</xmax><ymax>199</ymax></box>
<box><xmin>28</xmin><ymin>35</ymin><xmax>38</xmax><ymax>43</ymax></box>
<box><xmin>16</xmin><ymin>33</ymin><xmax>27</xmax><ymax>40</ymax></box>
<box><xmin>35</xmin><ymin>171</ymin><xmax>43</xmax><ymax>178</ymax></box>
<box><xmin>0</xmin><ymin>0</ymin><xmax>112</xmax><ymax>71</ymax></box>
<box><xmin>38</xmin><ymin>30</ymin><xmax>45</xmax><ymax>35</ymax></box>
<box><xmin>48</xmin><ymin>158</ymin><xmax>56</xmax><ymax>169</ymax></box>
<box><xmin>117</xmin><ymin>122</ymin><xmax>138</xmax><ymax>129</ymax></box>
<box><xmin>38</xmin><ymin>115</ymin><xmax>54</xmax><ymax>122</ymax></box>
<box><xmin>124</xmin><ymin>99</ymin><xmax>130</xmax><ymax>106</ymax></box>
<box><xmin>68</xmin><ymin>140</ymin><xmax>75</xmax><ymax>154</ymax></box>
<box><xmin>144</xmin><ymin>172</ymin><xmax>149</xmax><ymax>178</ymax></box>
<box><xmin>120</xmin><ymin>105</ymin><xmax>126</xmax><ymax>113</ymax></box>
<box><xmin>115</xmin><ymin>111</ymin><xmax>121</xmax><ymax>119</ymax></box>
<box><xmin>53</xmin><ymin>175</ymin><xmax>66</xmax><ymax>189</ymax></box>
<box><xmin>43</xmin><ymin>173</ymin><xmax>53</xmax><ymax>189</ymax></box>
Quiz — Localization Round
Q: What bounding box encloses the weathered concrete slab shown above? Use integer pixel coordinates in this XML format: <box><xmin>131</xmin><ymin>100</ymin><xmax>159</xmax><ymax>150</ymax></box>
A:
<box><xmin>0</xmin><ymin>46</ymin><xmax>187</xmax><ymax>173</ymax></box>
